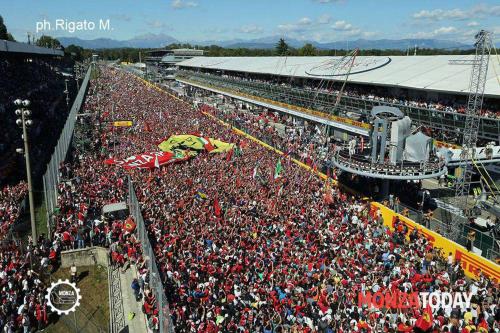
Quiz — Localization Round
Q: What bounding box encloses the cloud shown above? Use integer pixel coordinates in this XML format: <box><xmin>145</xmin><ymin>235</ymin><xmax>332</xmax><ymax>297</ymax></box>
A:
<box><xmin>318</xmin><ymin>14</ymin><xmax>331</xmax><ymax>24</ymax></box>
<box><xmin>298</xmin><ymin>17</ymin><xmax>312</xmax><ymax>26</ymax></box>
<box><xmin>239</xmin><ymin>24</ymin><xmax>263</xmax><ymax>34</ymax></box>
<box><xmin>147</xmin><ymin>20</ymin><xmax>169</xmax><ymax>29</ymax></box>
<box><xmin>362</xmin><ymin>31</ymin><xmax>378</xmax><ymax>38</ymax></box>
<box><xmin>344</xmin><ymin>28</ymin><xmax>361</xmax><ymax>37</ymax></box>
<box><xmin>412</xmin><ymin>4</ymin><xmax>500</xmax><ymax>21</ymax></box>
<box><xmin>171</xmin><ymin>0</ymin><xmax>198</xmax><ymax>9</ymax></box>
<box><xmin>278</xmin><ymin>23</ymin><xmax>305</xmax><ymax>33</ymax></box>
<box><xmin>278</xmin><ymin>17</ymin><xmax>313</xmax><ymax>32</ymax></box>
<box><xmin>409</xmin><ymin>26</ymin><xmax>458</xmax><ymax>38</ymax></box>
<box><xmin>434</xmin><ymin>26</ymin><xmax>457</xmax><ymax>34</ymax></box>
<box><xmin>331</xmin><ymin>20</ymin><xmax>353</xmax><ymax>31</ymax></box>
<box><xmin>467</xmin><ymin>21</ymin><xmax>479</xmax><ymax>27</ymax></box>
<box><xmin>413</xmin><ymin>8</ymin><xmax>468</xmax><ymax>20</ymax></box>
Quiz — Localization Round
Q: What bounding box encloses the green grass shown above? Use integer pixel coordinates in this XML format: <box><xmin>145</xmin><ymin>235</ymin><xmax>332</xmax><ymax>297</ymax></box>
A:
<box><xmin>44</xmin><ymin>265</ymin><xmax>110</xmax><ymax>333</ymax></box>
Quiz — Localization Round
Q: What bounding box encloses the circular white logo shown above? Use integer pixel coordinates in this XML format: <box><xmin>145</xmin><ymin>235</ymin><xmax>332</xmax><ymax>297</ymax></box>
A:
<box><xmin>45</xmin><ymin>279</ymin><xmax>82</xmax><ymax>315</ymax></box>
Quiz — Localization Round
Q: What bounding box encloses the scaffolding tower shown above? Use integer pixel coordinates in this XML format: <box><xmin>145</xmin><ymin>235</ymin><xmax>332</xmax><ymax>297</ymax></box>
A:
<box><xmin>448</xmin><ymin>30</ymin><xmax>493</xmax><ymax>240</ymax></box>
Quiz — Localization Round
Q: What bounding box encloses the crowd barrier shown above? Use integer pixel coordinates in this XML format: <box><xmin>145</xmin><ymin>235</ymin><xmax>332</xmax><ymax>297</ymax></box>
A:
<box><xmin>373</xmin><ymin>202</ymin><xmax>500</xmax><ymax>283</ymax></box>
<box><xmin>43</xmin><ymin>65</ymin><xmax>92</xmax><ymax>237</ymax></box>
<box><xmin>127</xmin><ymin>178</ymin><xmax>174</xmax><ymax>333</ymax></box>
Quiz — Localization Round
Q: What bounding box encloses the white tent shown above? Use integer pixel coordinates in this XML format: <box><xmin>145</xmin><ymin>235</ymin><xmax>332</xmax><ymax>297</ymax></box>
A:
<box><xmin>404</xmin><ymin>132</ymin><xmax>433</xmax><ymax>162</ymax></box>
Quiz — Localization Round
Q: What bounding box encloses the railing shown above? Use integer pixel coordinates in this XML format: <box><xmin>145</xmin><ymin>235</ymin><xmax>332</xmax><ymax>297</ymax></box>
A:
<box><xmin>332</xmin><ymin>149</ymin><xmax>447</xmax><ymax>179</ymax></box>
<box><xmin>42</xmin><ymin>65</ymin><xmax>92</xmax><ymax>238</ymax></box>
<box><xmin>395</xmin><ymin>202</ymin><xmax>499</xmax><ymax>262</ymax></box>
<box><xmin>108</xmin><ymin>257</ymin><xmax>126</xmax><ymax>333</ymax></box>
<box><xmin>127</xmin><ymin>177</ymin><xmax>174</xmax><ymax>333</ymax></box>
<box><xmin>178</xmin><ymin>70</ymin><xmax>500</xmax><ymax>142</ymax></box>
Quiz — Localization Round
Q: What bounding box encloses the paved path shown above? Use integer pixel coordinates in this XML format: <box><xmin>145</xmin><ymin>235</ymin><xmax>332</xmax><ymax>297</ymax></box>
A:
<box><xmin>119</xmin><ymin>264</ymin><xmax>148</xmax><ymax>333</ymax></box>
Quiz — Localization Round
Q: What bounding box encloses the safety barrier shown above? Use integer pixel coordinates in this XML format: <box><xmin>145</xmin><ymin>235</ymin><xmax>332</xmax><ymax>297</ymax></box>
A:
<box><xmin>127</xmin><ymin>178</ymin><xmax>174</xmax><ymax>333</ymax></box>
<box><xmin>394</xmin><ymin>202</ymin><xmax>499</xmax><ymax>262</ymax></box>
<box><xmin>42</xmin><ymin>65</ymin><xmax>92</xmax><ymax>237</ymax></box>
<box><xmin>373</xmin><ymin>202</ymin><xmax>500</xmax><ymax>283</ymax></box>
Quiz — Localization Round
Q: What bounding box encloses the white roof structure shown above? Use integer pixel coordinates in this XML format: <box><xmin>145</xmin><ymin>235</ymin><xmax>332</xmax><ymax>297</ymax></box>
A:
<box><xmin>178</xmin><ymin>55</ymin><xmax>500</xmax><ymax>97</ymax></box>
<box><xmin>0</xmin><ymin>40</ymin><xmax>64</xmax><ymax>56</ymax></box>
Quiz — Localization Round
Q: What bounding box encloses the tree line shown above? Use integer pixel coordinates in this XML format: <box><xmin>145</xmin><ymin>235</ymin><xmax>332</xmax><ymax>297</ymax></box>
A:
<box><xmin>1</xmin><ymin>24</ymin><xmax>476</xmax><ymax>63</ymax></box>
<box><xmin>0</xmin><ymin>15</ymin><xmax>15</xmax><ymax>41</ymax></box>
<box><xmin>94</xmin><ymin>38</ymin><xmax>476</xmax><ymax>62</ymax></box>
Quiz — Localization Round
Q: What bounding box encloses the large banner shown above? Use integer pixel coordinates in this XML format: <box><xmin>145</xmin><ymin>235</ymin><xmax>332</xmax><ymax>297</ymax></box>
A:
<box><xmin>104</xmin><ymin>150</ymin><xmax>197</xmax><ymax>169</ymax></box>
<box><xmin>158</xmin><ymin>134</ymin><xmax>234</xmax><ymax>153</ymax></box>
<box><xmin>158</xmin><ymin>135</ymin><xmax>214</xmax><ymax>152</ymax></box>
<box><xmin>209</xmin><ymin>138</ymin><xmax>234</xmax><ymax>153</ymax></box>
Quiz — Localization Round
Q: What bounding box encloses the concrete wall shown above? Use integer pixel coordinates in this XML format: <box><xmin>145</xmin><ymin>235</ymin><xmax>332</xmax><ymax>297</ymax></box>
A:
<box><xmin>61</xmin><ymin>246</ymin><xmax>109</xmax><ymax>268</ymax></box>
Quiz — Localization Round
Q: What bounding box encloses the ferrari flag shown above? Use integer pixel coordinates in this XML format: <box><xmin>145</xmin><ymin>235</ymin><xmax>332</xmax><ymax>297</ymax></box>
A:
<box><xmin>158</xmin><ymin>135</ymin><xmax>233</xmax><ymax>153</ymax></box>
<box><xmin>104</xmin><ymin>150</ymin><xmax>197</xmax><ymax>169</ymax></box>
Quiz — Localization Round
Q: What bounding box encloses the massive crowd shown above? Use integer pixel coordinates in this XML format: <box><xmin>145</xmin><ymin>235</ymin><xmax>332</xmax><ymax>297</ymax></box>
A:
<box><xmin>43</xmin><ymin>65</ymin><xmax>498</xmax><ymax>332</ymax></box>
<box><xmin>206</xmin><ymin>103</ymin><xmax>332</xmax><ymax>170</ymax></box>
<box><xmin>0</xmin><ymin>60</ymin><xmax>498</xmax><ymax>332</ymax></box>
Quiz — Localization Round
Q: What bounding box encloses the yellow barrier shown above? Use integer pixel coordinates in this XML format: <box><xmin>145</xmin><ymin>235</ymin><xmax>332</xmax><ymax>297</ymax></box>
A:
<box><xmin>434</xmin><ymin>140</ymin><xmax>461</xmax><ymax>149</ymax></box>
<box><xmin>372</xmin><ymin>202</ymin><xmax>500</xmax><ymax>283</ymax></box>
<box><xmin>113</xmin><ymin>120</ymin><xmax>133</xmax><ymax>127</ymax></box>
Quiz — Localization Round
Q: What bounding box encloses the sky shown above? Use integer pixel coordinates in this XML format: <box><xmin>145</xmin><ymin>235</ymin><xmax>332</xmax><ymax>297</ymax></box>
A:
<box><xmin>2</xmin><ymin>0</ymin><xmax>500</xmax><ymax>44</ymax></box>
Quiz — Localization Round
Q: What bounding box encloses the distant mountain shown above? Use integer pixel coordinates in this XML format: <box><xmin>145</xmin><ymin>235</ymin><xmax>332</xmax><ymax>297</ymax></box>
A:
<box><xmin>58</xmin><ymin>33</ymin><xmax>178</xmax><ymax>49</ymax></box>
<box><xmin>217</xmin><ymin>37</ymin><xmax>471</xmax><ymax>50</ymax></box>
<box><xmin>193</xmin><ymin>35</ymin><xmax>308</xmax><ymax>49</ymax></box>
<box><xmin>58</xmin><ymin>33</ymin><xmax>472</xmax><ymax>50</ymax></box>
<box><xmin>317</xmin><ymin>38</ymin><xmax>472</xmax><ymax>50</ymax></box>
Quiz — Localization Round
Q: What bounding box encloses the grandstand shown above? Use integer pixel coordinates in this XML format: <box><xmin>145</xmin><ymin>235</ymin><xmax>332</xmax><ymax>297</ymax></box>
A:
<box><xmin>0</xmin><ymin>41</ymin><xmax>76</xmax><ymax>185</ymax></box>
<box><xmin>176</xmin><ymin>55</ymin><xmax>500</xmax><ymax>143</ymax></box>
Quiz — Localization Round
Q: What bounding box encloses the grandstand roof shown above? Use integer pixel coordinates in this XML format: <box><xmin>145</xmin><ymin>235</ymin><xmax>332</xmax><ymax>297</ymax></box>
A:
<box><xmin>0</xmin><ymin>40</ymin><xmax>64</xmax><ymax>56</ymax></box>
<box><xmin>178</xmin><ymin>55</ymin><xmax>500</xmax><ymax>97</ymax></box>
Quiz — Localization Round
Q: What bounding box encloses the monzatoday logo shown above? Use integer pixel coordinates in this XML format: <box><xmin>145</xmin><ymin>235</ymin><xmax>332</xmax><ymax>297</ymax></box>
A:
<box><xmin>358</xmin><ymin>290</ymin><xmax>474</xmax><ymax>310</ymax></box>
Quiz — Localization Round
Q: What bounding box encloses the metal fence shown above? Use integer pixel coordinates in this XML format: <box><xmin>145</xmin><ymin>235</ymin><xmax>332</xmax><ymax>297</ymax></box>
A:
<box><xmin>43</xmin><ymin>65</ymin><xmax>92</xmax><ymax>237</ymax></box>
<box><xmin>395</xmin><ymin>202</ymin><xmax>499</xmax><ymax>261</ymax></box>
<box><xmin>108</xmin><ymin>257</ymin><xmax>126</xmax><ymax>333</ymax></box>
<box><xmin>128</xmin><ymin>177</ymin><xmax>174</xmax><ymax>333</ymax></box>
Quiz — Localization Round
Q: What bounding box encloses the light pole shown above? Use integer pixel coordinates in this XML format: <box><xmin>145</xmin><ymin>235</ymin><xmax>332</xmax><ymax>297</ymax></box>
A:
<box><xmin>64</xmin><ymin>79</ymin><xmax>70</xmax><ymax>107</ymax></box>
<box><xmin>14</xmin><ymin>99</ymin><xmax>37</xmax><ymax>246</ymax></box>
<box><xmin>74</xmin><ymin>64</ymin><xmax>80</xmax><ymax>91</ymax></box>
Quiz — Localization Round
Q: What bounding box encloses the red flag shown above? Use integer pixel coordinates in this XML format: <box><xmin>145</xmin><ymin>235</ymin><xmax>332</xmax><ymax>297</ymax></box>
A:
<box><xmin>214</xmin><ymin>198</ymin><xmax>222</xmax><ymax>217</ymax></box>
<box><xmin>226</xmin><ymin>149</ymin><xmax>234</xmax><ymax>162</ymax></box>
<box><xmin>477</xmin><ymin>319</ymin><xmax>489</xmax><ymax>332</ymax></box>
<box><xmin>105</xmin><ymin>151</ymin><xmax>193</xmax><ymax>169</ymax></box>
<box><xmin>415</xmin><ymin>305</ymin><xmax>433</xmax><ymax>331</ymax></box>
<box><xmin>124</xmin><ymin>217</ymin><xmax>136</xmax><ymax>233</ymax></box>
<box><xmin>324</xmin><ymin>191</ymin><xmax>333</xmax><ymax>204</ymax></box>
